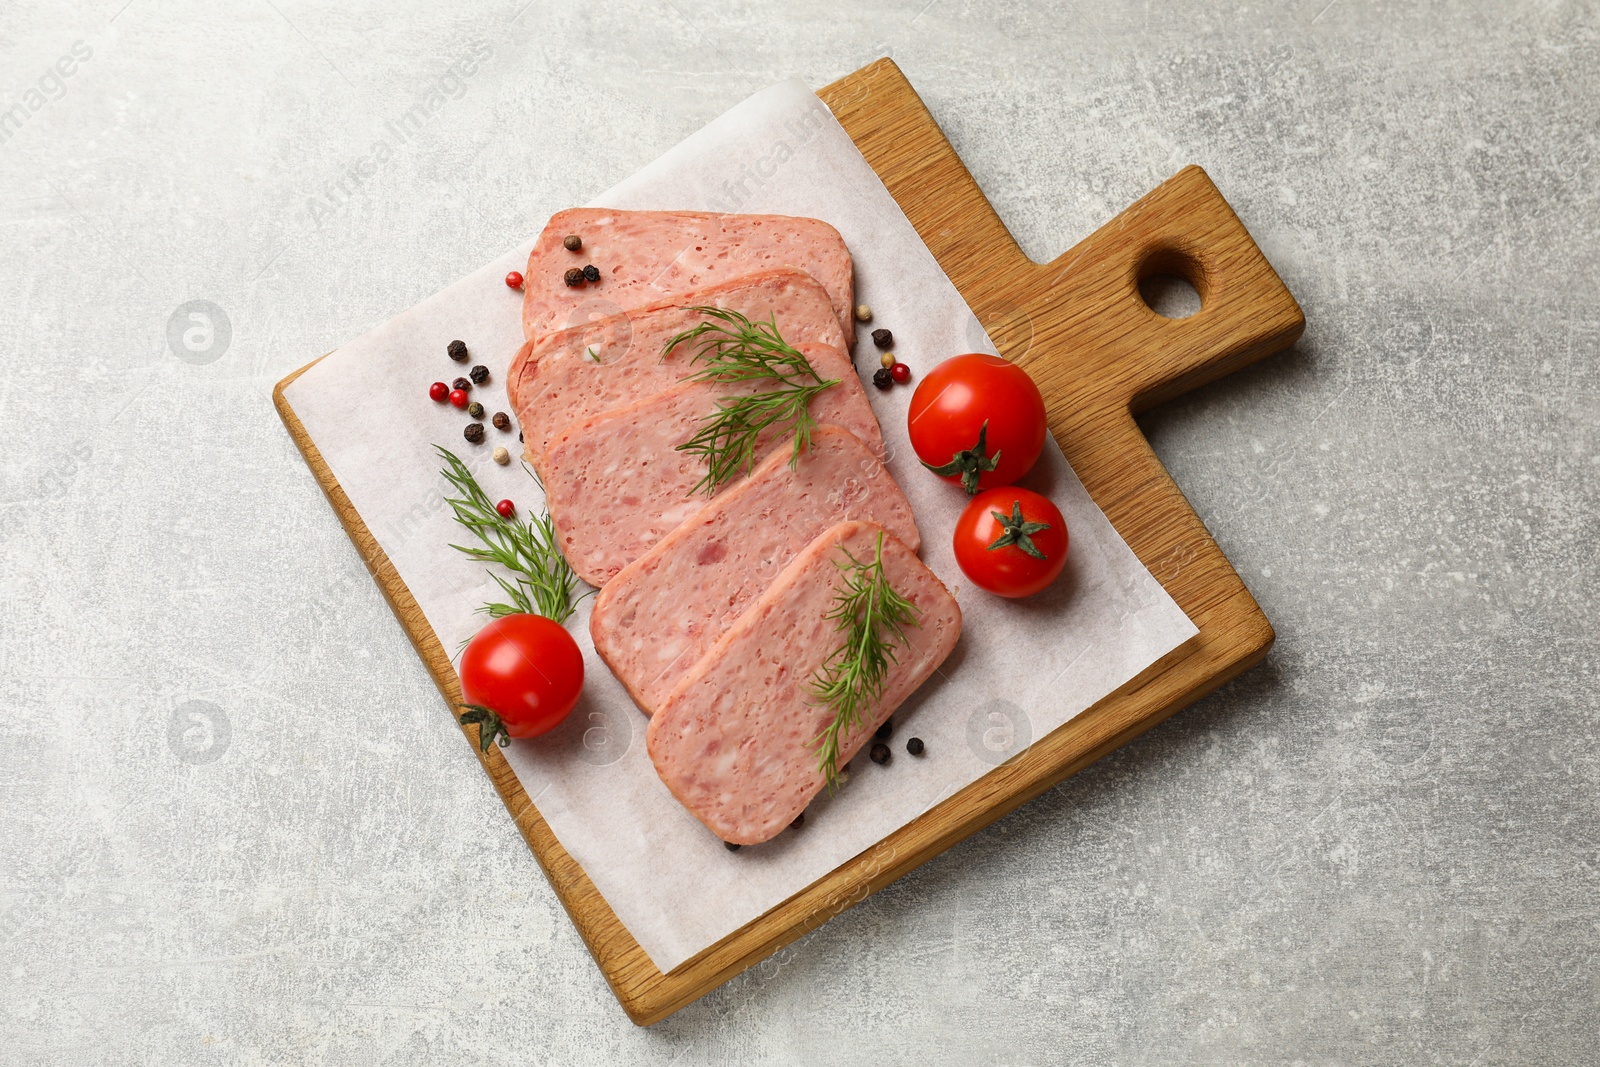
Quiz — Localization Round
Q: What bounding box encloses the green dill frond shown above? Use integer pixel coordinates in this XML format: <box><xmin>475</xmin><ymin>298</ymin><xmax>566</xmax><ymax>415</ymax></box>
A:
<box><xmin>807</xmin><ymin>530</ymin><xmax>921</xmax><ymax>790</ymax></box>
<box><xmin>437</xmin><ymin>446</ymin><xmax>585</xmax><ymax>624</ymax></box>
<box><xmin>664</xmin><ymin>307</ymin><xmax>840</xmax><ymax>495</ymax></box>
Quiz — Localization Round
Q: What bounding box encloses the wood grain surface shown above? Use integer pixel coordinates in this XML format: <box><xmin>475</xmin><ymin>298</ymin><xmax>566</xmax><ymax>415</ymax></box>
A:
<box><xmin>272</xmin><ymin>57</ymin><xmax>1303</xmax><ymax>1025</ymax></box>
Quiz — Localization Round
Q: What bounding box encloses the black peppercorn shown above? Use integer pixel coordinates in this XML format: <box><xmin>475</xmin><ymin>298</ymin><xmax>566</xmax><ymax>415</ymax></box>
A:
<box><xmin>463</xmin><ymin>422</ymin><xmax>485</xmax><ymax>444</ymax></box>
<box><xmin>872</xmin><ymin>367</ymin><xmax>893</xmax><ymax>390</ymax></box>
<box><xmin>869</xmin><ymin>742</ymin><xmax>890</xmax><ymax>765</ymax></box>
<box><xmin>906</xmin><ymin>737</ymin><xmax>925</xmax><ymax>756</ymax></box>
<box><xmin>452</xmin><ymin>376</ymin><xmax>471</xmax><ymax>392</ymax></box>
<box><xmin>467</xmin><ymin>401</ymin><xmax>485</xmax><ymax>419</ymax></box>
<box><xmin>871</xmin><ymin>328</ymin><xmax>893</xmax><ymax>349</ymax></box>
<box><xmin>447</xmin><ymin>339</ymin><xmax>468</xmax><ymax>362</ymax></box>
<box><xmin>469</xmin><ymin>364</ymin><xmax>490</xmax><ymax>385</ymax></box>
<box><xmin>790</xmin><ymin>812</ymin><xmax>805</xmax><ymax>830</ymax></box>
<box><xmin>564</xmin><ymin>267</ymin><xmax>584</xmax><ymax>287</ymax></box>
<box><xmin>563</xmin><ymin>234</ymin><xmax>582</xmax><ymax>251</ymax></box>
<box><xmin>492</xmin><ymin>411</ymin><xmax>511</xmax><ymax>431</ymax></box>
<box><xmin>724</xmin><ymin>841</ymin><xmax>741</xmax><ymax>852</ymax></box>
<box><xmin>582</xmin><ymin>264</ymin><xmax>600</xmax><ymax>283</ymax></box>
<box><xmin>518</xmin><ymin>430</ymin><xmax>524</xmax><ymax>442</ymax></box>
<box><xmin>875</xmin><ymin>719</ymin><xmax>893</xmax><ymax>740</ymax></box>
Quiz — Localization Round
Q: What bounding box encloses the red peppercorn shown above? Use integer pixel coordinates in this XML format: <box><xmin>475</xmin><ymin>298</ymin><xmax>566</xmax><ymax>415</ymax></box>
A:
<box><xmin>449</xmin><ymin>388</ymin><xmax>469</xmax><ymax>409</ymax></box>
<box><xmin>890</xmin><ymin>362</ymin><xmax>911</xmax><ymax>384</ymax></box>
<box><xmin>429</xmin><ymin>381</ymin><xmax>448</xmax><ymax>402</ymax></box>
<box><xmin>495</xmin><ymin>499</ymin><xmax>515</xmax><ymax>518</ymax></box>
<box><xmin>505</xmin><ymin>270</ymin><xmax>523</xmax><ymax>289</ymax></box>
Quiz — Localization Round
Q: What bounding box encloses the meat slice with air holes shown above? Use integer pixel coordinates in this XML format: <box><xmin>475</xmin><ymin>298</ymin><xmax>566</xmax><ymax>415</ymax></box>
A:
<box><xmin>591</xmin><ymin>426</ymin><xmax>919</xmax><ymax>716</ymax></box>
<box><xmin>506</xmin><ymin>268</ymin><xmax>846</xmax><ymax>464</ymax></box>
<box><xmin>521</xmin><ymin>208</ymin><xmax>855</xmax><ymax>345</ymax></box>
<box><xmin>646</xmin><ymin>520</ymin><xmax>962</xmax><ymax>846</ymax></box>
<box><xmin>539</xmin><ymin>341</ymin><xmax>883</xmax><ymax>586</ymax></box>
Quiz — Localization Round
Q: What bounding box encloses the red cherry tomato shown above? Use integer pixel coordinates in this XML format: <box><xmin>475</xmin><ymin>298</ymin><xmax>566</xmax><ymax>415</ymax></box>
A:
<box><xmin>908</xmin><ymin>353</ymin><xmax>1047</xmax><ymax>493</ymax></box>
<box><xmin>429</xmin><ymin>381</ymin><xmax>449</xmax><ymax>402</ymax></box>
<box><xmin>889</xmin><ymin>362</ymin><xmax>911</xmax><ymax>384</ymax></box>
<box><xmin>458</xmin><ymin>614</ymin><xmax>584</xmax><ymax>741</ymax></box>
<box><xmin>495</xmin><ymin>499</ymin><xmax>515</xmax><ymax>518</ymax></box>
<box><xmin>953</xmin><ymin>487</ymin><xmax>1068</xmax><ymax>598</ymax></box>
<box><xmin>448</xmin><ymin>388</ymin><xmax>469</xmax><ymax>409</ymax></box>
<box><xmin>505</xmin><ymin>270</ymin><xmax>524</xmax><ymax>289</ymax></box>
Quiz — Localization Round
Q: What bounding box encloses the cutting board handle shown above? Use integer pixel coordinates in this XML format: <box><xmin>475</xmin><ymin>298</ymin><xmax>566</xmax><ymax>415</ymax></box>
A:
<box><xmin>1013</xmin><ymin>165</ymin><xmax>1304</xmax><ymax>418</ymax></box>
<box><xmin>818</xmin><ymin>59</ymin><xmax>1301</xmax><ymax>419</ymax></box>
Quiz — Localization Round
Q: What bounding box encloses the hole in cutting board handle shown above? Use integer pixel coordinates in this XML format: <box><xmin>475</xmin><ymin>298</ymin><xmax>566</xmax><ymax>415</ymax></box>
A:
<box><xmin>1139</xmin><ymin>275</ymin><xmax>1202</xmax><ymax>319</ymax></box>
<box><xmin>1137</xmin><ymin>246</ymin><xmax>1207</xmax><ymax>320</ymax></box>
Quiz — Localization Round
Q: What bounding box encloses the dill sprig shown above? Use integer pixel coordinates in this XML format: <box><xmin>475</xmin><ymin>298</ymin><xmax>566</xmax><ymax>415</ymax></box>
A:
<box><xmin>663</xmin><ymin>307</ymin><xmax>841</xmax><ymax>495</ymax></box>
<box><xmin>807</xmin><ymin>530</ymin><xmax>921</xmax><ymax>790</ymax></box>
<box><xmin>436</xmin><ymin>446</ymin><xmax>584</xmax><ymax>624</ymax></box>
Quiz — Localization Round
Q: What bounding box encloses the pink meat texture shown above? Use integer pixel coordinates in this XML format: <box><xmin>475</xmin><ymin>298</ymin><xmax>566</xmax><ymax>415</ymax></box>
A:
<box><xmin>646</xmin><ymin>520</ymin><xmax>963</xmax><ymax>846</ymax></box>
<box><xmin>590</xmin><ymin>426</ymin><xmax>920</xmax><ymax>717</ymax></box>
<box><xmin>521</xmin><ymin>208</ymin><xmax>855</xmax><ymax>346</ymax></box>
<box><xmin>506</xmin><ymin>269</ymin><xmax>847</xmax><ymax>464</ymax></box>
<box><xmin>540</xmin><ymin>346</ymin><xmax>883</xmax><ymax>587</ymax></box>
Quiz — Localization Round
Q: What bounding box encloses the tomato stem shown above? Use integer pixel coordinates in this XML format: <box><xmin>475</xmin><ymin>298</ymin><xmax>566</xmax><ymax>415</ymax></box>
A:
<box><xmin>985</xmin><ymin>500</ymin><xmax>1053</xmax><ymax>560</ymax></box>
<box><xmin>922</xmin><ymin>419</ymin><xmax>1002</xmax><ymax>495</ymax></box>
<box><xmin>457</xmin><ymin>704</ymin><xmax>511</xmax><ymax>753</ymax></box>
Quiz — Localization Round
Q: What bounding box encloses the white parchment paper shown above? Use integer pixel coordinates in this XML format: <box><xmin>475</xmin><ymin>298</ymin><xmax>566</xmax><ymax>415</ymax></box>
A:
<box><xmin>283</xmin><ymin>80</ymin><xmax>1198</xmax><ymax>973</ymax></box>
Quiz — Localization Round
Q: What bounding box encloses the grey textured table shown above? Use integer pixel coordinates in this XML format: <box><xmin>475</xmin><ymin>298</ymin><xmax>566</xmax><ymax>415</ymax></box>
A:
<box><xmin>2</xmin><ymin>1</ymin><xmax>1594</xmax><ymax>1063</ymax></box>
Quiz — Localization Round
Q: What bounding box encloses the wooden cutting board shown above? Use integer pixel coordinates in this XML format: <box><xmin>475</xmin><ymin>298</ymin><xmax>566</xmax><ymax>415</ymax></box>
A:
<box><xmin>273</xmin><ymin>57</ymin><xmax>1303</xmax><ymax>1025</ymax></box>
